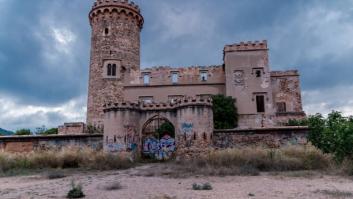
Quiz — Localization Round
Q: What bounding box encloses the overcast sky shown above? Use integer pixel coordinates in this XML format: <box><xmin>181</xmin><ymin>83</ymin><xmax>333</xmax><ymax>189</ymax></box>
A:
<box><xmin>0</xmin><ymin>0</ymin><xmax>353</xmax><ymax>131</ymax></box>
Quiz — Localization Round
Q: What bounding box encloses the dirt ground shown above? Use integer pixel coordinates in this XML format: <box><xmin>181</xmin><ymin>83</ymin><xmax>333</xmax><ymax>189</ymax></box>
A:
<box><xmin>1</xmin><ymin>164</ymin><xmax>353</xmax><ymax>199</ymax></box>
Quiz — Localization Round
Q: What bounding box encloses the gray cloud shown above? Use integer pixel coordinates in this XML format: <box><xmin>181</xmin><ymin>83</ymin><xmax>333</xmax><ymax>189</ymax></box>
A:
<box><xmin>0</xmin><ymin>0</ymin><xmax>353</xmax><ymax>130</ymax></box>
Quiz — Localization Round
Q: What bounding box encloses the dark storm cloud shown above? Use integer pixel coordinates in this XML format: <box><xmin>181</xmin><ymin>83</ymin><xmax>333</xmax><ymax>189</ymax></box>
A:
<box><xmin>0</xmin><ymin>0</ymin><xmax>92</xmax><ymax>105</ymax></box>
<box><xmin>0</xmin><ymin>0</ymin><xmax>353</xmax><ymax>130</ymax></box>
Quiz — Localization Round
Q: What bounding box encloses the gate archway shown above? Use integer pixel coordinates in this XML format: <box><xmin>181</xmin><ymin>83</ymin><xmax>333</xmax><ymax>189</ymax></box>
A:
<box><xmin>141</xmin><ymin>115</ymin><xmax>176</xmax><ymax>160</ymax></box>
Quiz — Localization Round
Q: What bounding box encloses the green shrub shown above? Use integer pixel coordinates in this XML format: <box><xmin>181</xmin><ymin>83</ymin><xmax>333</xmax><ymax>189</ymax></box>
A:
<box><xmin>192</xmin><ymin>182</ymin><xmax>212</xmax><ymax>190</ymax></box>
<box><xmin>42</xmin><ymin>128</ymin><xmax>58</xmax><ymax>135</ymax></box>
<box><xmin>212</xmin><ymin>94</ymin><xmax>238</xmax><ymax>129</ymax></box>
<box><xmin>67</xmin><ymin>180</ymin><xmax>85</xmax><ymax>198</ymax></box>
<box><xmin>308</xmin><ymin>111</ymin><xmax>353</xmax><ymax>162</ymax></box>
<box><xmin>15</xmin><ymin>129</ymin><xmax>31</xmax><ymax>136</ymax></box>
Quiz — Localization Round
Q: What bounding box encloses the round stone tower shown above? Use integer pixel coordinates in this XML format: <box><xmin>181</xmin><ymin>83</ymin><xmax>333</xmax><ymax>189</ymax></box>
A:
<box><xmin>87</xmin><ymin>0</ymin><xmax>144</xmax><ymax>128</ymax></box>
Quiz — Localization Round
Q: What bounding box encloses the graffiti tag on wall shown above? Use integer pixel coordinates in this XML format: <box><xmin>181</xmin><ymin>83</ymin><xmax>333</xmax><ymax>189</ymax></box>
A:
<box><xmin>181</xmin><ymin>122</ymin><xmax>193</xmax><ymax>134</ymax></box>
<box><xmin>143</xmin><ymin>135</ymin><xmax>176</xmax><ymax>160</ymax></box>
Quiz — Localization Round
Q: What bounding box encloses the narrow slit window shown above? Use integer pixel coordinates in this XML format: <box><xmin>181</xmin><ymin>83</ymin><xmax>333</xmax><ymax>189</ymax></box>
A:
<box><xmin>143</xmin><ymin>73</ymin><xmax>150</xmax><ymax>85</ymax></box>
<box><xmin>112</xmin><ymin>64</ymin><xmax>117</xmax><ymax>76</ymax></box>
<box><xmin>256</xmin><ymin>70</ymin><xmax>262</xmax><ymax>77</ymax></box>
<box><xmin>172</xmin><ymin>73</ymin><xmax>178</xmax><ymax>84</ymax></box>
<box><xmin>107</xmin><ymin>64</ymin><xmax>112</xmax><ymax>76</ymax></box>
<box><xmin>105</xmin><ymin>28</ymin><xmax>109</xmax><ymax>35</ymax></box>
<box><xmin>256</xmin><ymin>95</ymin><xmax>265</xmax><ymax>113</ymax></box>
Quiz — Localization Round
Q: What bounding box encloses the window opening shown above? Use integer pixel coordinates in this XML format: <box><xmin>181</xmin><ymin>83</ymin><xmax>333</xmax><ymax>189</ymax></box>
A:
<box><xmin>256</xmin><ymin>95</ymin><xmax>265</xmax><ymax>113</ymax></box>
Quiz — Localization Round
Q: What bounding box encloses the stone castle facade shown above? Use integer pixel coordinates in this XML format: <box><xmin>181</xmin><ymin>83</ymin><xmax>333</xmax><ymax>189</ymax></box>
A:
<box><xmin>85</xmin><ymin>0</ymin><xmax>305</xmax><ymax>157</ymax></box>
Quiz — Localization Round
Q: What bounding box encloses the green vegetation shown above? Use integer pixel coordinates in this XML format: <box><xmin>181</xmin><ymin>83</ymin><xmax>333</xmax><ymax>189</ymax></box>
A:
<box><xmin>156</xmin><ymin>122</ymin><xmax>175</xmax><ymax>138</ymax></box>
<box><xmin>192</xmin><ymin>182</ymin><xmax>213</xmax><ymax>190</ymax></box>
<box><xmin>212</xmin><ymin>94</ymin><xmax>238</xmax><ymax>129</ymax></box>
<box><xmin>15</xmin><ymin>129</ymin><xmax>31</xmax><ymax>136</ymax></box>
<box><xmin>42</xmin><ymin>128</ymin><xmax>58</xmax><ymax>135</ymax></box>
<box><xmin>0</xmin><ymin>128</ymin><xmax>14</xmax><ymax>136</ymax></box>
<box><xmin>67</xmin><ymin>180</ymin><xmax>85</xmax><ymax>198</ymax></box>
<box><xmin>307</xmin><ymin>111</ymin><xmax>353</xmax><ymax>162</ymax></box>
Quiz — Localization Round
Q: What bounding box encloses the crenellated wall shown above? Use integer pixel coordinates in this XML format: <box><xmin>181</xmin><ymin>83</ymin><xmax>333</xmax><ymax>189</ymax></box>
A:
<box><xmin>103</xmin><ymin>96</ymin><xmax>214</xmax><ymax>158</ymax></box>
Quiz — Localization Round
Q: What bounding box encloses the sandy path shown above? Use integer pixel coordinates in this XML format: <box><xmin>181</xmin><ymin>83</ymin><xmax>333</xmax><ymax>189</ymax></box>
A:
<box><xmin>0</xmin><ymin>165</ymin><xmax>353</xmax><ymax>199</ymax></box>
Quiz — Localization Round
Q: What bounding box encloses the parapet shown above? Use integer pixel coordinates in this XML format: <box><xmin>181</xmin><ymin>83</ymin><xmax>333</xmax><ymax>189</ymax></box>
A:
<box><xmin>271</xmin><ymin>70</ymin><xmax>299</xmax><ymax>77</ymax></box>
<box><xmin>89</xmin><ymin>0</ymin><xmax>143</xmax><ymax>28</ymax></box>
<box><xmin>224</xmin><ymin>40</ymin><xmax>268</xmax><ymax>52</ymax></box>
<box><xmin>103</xmin><ymin>96</ymin><xmax>213</xmax><ymax>112</ymax></box>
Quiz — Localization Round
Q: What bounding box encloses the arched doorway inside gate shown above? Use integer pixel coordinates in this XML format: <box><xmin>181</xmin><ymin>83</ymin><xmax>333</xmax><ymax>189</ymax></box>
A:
<box><xmin>142</xmin><ymin>115</ymin><xmax>176</xmax><ymax>160</ymax></box>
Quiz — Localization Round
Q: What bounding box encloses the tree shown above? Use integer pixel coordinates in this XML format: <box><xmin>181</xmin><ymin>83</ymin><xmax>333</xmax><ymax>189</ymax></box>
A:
<box><xmin>156</xmin><ymin>122</ymin><xmax>175</xmax><ymax>138</ymax></box>
<box><xmin>212</xmin><ymin>94</ymin><xmax>238</xmax><ymax>129</ymax></box>
<box><xmin>308</xmin><ymin>111</ymin><xmax>353</xmax><ymax>162</ymax></box>
<box><xmin>15</xmin><ymin>129</ymin><xmax>31</xmax><ymax>136</ymax></box>
<box><xmin>42</xmin><ymin>128</ymin><xmax>58</xmax><ymax>135</ymax></box>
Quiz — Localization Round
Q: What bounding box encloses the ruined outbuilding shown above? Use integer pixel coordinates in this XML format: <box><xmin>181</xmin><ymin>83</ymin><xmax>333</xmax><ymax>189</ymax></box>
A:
<box><xmin>84</xmin><ymin>0</ymin><xmax>306</xmax><ymax>158</ymax></box>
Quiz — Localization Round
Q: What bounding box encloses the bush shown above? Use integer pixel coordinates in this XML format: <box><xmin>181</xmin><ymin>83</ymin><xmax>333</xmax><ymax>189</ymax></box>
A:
<box><xmin>212</xmin><ymin>94</ymin><xmax>238</xmax><ymax>129</ymax></box>
<box><xmin>42</xmin><ymin>128</ymin><xmax>58</xmax><ymax>135</ymax></box>
<box><xmin>307</xmin><ymin>111</ymin><xmax>353</xmax><ymax>162</ymax></box>
<box><xmin>67</xmin><ymin>181</ymin><xmax>85</xmax><ymax>198</ymax></box>
<box><xmin>192</xmin><ymin>182</ymin><xmax>213</xmax><ymax>190</ymax></box>
<box><xmin>15</xmin><ymin>129</ymin><xmax>31</xmax><ymax>136</ymax></box>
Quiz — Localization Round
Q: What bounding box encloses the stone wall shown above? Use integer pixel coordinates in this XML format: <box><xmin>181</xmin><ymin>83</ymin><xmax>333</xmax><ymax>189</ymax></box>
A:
<box><xmin>0</xmin><ymin>134</ymin><xmax>103</xmax><ymax>153</ymax></box>
<box><xmin>58</xmin><ymin>122</ymin><xmax>86</xmax><ymax>135</ymax></box>
<box><xmin>213</xmin><ymin>127</ymin><xmax>308</xmax><ymax>149</ymax></box>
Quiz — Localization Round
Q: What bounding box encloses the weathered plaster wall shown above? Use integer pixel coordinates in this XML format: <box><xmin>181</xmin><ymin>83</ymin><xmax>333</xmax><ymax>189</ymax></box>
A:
<box><xmin>213</xmin><ymin>127</ymin><xmax>308</xmax><ymax>148</ymax></box>
<box><xmin>0</xmin><ymin>135</ymin><xmax>103</xmax><ymax>153</ymax></box>
<box><xmin>224</xmin><ymin>41</ymin><xmax>275</xmax><ymax>128</ymax></box>
<box><xmin>271</xmin><ymin>70</ymin><xmax>306</xmax><ymax>125</ymax></box>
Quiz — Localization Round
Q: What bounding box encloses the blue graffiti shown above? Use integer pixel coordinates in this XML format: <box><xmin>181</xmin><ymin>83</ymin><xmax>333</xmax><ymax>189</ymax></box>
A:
<box><xmin>181</xmin><ymin>122</ymin><xmax>193</xmax><ymax>134</ymax></box>
<box><xmin>143</xmin><ymin>135</ymin><xmax>176</xmax><ymax>160</ymax></box>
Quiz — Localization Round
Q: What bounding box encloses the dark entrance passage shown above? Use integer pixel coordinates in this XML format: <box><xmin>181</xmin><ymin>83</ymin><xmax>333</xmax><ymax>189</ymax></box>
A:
<box><xmin>141</xmin><ymin>115</ymin><xmax>176</xmax><ymax>160</ymax></box>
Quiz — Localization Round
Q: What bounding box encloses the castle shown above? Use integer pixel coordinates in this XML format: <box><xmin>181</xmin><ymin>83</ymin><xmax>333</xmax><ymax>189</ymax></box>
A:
<box><xmin>61</xmin><ymin>0</ymin><xmax>306</xmax><ymax>158</ymax></box>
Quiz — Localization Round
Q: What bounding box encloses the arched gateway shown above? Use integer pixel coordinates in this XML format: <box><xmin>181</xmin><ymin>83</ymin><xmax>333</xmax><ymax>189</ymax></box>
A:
<box><xmin>141</xmin><ymin>115</ymin><xmax>176</xmax><ymax>160</ymax></box>
<box><xmin>103</xmin><ymin>96</ymin><xmax>214</xmax><ymax>159</ymax></box>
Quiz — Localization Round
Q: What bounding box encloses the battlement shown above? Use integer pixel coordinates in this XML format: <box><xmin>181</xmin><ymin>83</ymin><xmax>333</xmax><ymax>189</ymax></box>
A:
<box><xmin>103</xmin><ymin>96</ymin><xmax>213</xmax><ymax>112</ymax></box>
<box><xmin>140</xmin><ymin>65</ymin><xmax>223</xmax><ymax>73</ymax></box>
<box><xmin>224</xmin><ymin>40</ymin><xmax>268</xmax><ymax>52</ymax></box>
<box><xmin>271</xmin><ymin>70</ymin><xmax>299</xmax><ymax>77</ymax></box>
<box><xmin>92</xmin><ymin>0</ymin><xmax>140</xmax><ymax>11</ymax></box>
<box><xmin>89</xmin><ymin>0</ymin><xmax>143</xmax><ymax>28</ymax></box>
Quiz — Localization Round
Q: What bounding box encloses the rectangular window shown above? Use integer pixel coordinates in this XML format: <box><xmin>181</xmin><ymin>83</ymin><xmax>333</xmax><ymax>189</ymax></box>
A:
<box><xmin>139</xmin><ymin>96</ymin><xmax>153</xmax><ymax>104</ymax></box>
<box><xmin>143</xmin><ymin>73</ymin><xmax>150</xmax><ymax>85</ymax></box>
<box><xmin>256</xmin><ymin>95</ymin><xmax>265</xmax><ymax>113</ymax></box>
<box><xmin>200</xmin><ymin>71</ymin><xmax>208</xmax><ymax>81</ymax></box>
<box><xmin>277</xmin><ymin>102</ymin><xmax>286</xmax><ymax>113</ymax></box>
<box><xmin>171</xmin><ymin>73</ymin><xmax>178</xmax><ymax>84</ymax></box>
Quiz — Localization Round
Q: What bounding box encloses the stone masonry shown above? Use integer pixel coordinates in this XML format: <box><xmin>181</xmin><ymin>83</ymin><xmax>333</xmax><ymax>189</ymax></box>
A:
<box><xmin>84</xmin><ymin>0</ymin><xmax>306</xmax><ymax>158</ymax></box>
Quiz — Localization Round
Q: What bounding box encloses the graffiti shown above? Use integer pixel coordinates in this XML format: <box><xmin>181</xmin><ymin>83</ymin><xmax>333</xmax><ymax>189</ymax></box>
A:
<box><xmin>143</xmin><ymin>135</ymin><xmax>176</xmax><ymax>160</ymax></box>
<box><xmin>181</xmin><ymin>122</ymin><xmax>193</xmax><ymax>134</ymax></box>
<box><xmin>107</xmin><ymin>138</ymin><xmax>125</xmax><ymax>152</ymax></box>
<box><xmin>125</xmin><ymin>126</ymin><xmax>139</xmax><ymax>152</ymax></box>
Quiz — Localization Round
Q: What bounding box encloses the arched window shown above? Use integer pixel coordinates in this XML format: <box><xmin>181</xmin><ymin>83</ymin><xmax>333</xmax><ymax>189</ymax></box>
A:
<box><xmin>107</xmin><ymin>64</ymin><xmax>112</xmax><ymax>76</ymax></box>
<box><xmin>112</xmin><ymin>64</ymin><xmax>117</xmax><ymax>76</ymax></box>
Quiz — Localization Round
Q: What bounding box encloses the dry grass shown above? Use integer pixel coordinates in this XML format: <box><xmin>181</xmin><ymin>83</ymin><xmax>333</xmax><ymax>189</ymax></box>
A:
<box><xmin>159</xmin><ymin>145</ymin><xmax>334</xmax><ymax>177</ymax></box>
<box><xmin>0</xmin><ymin>147</ymin><xmax>135</xmax><ymax>175</ymax></box>
<box><xmin>314</xmin><ymin>189</ymin><xmax>353</xmax><ymax>198</ymax></box>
